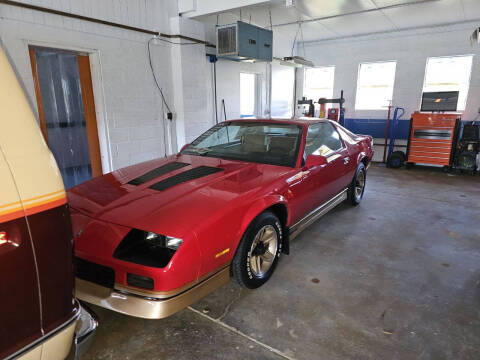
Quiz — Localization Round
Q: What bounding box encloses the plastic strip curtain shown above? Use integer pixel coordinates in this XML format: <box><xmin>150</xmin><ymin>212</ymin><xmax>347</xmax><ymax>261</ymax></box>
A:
<box><xmin>35</xmin><ymin>48</ymin><xmax>92</xmax><ymax>189</ymax></box>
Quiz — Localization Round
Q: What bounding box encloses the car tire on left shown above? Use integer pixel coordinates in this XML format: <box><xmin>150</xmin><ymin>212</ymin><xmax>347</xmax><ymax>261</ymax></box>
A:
<box><xmin>347</xmin><ymin>162</ymin><xmax>366</xmax><ymax>206</ymax></box>
<box><xmin>231</xmin><ymin>211</ymin><xmax>282</xmax><ymax>289</ymax></box>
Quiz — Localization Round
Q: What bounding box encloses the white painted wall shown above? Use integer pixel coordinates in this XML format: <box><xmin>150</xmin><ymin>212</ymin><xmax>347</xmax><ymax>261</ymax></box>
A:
<box><xmin>215</xmin><ymin>60</ymin><xmax>269</xmax><ymax>121</ymax></box>
<box><xmin>169</xmin><ymin>16</ymin><xmax>214</xmax><ymax>147</ymax></box>
<box><xmin>297</xmin><ymin>21</ymin><xmax>480</xmax><ymax>121</ymax></box>
<box><xmin>0</xmin><ymin>0</ymin><xmax>174</xmax><ymax>171</ymax></box>
<box><xmin>0</xmin><ymin>0</ymin><xmax>294</xmax><ymax>170</ymax></box>
<box><xmin>179</xmin><ymin>0</ymin><xmax>270</xmax><ymax>18</ymax></box>
<box><xmin>203</xmin><ymin>21</ymin><xmax>294</xmax><ymax>129</ymax></box>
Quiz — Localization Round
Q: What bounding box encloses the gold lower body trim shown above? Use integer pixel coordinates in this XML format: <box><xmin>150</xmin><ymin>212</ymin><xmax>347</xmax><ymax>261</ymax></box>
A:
<box><xmin>289</xmin><ymin>188</ymin><xmax>348</xmax><ymax>240</ymax></box>
<box><xmin>75</xmin><ymin>266</ymin><xmax>230</xmax><ymax>319</ymax></box>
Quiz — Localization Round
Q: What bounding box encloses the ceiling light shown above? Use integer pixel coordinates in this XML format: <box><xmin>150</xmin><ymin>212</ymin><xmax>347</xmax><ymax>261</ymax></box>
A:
<box><xmin>279</xmin><ymin>59</ymin><xmax>301</xmax><ymax>67</ymax></box>
<box><xmin>470</xmin><ymin>27</ymin><xmax>479</xmax><ymax>46</ymax></box>
<box><xmin>282</xmin><ymin>56</ymin><xmax>315</xmax><ymax>68</ymax></box>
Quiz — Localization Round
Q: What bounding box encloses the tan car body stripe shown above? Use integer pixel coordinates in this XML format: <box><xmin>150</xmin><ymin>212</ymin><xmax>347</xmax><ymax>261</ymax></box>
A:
<box><xmin>0</xmin><ymin>190</ymin><xmax>66</xmax><ymax>222</ymax></box>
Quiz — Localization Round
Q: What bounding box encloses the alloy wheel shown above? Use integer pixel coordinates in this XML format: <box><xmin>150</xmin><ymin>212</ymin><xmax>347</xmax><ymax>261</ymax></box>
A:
<box><xmin>355</xmin><ymin>170</ymin><xmax>365</xmax><ymax>199</ymax></box>
<box><xmin>249</xmin><ymin>225</ymin><xmax>278</xmax><ymax>277</ymax></box>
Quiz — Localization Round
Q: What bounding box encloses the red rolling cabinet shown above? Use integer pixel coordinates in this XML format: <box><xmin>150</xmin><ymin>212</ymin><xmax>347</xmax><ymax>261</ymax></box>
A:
<box><xmin>406</xmin><ymin>112</ymin><xmax>461</xmax><ymax>167</ymax></box>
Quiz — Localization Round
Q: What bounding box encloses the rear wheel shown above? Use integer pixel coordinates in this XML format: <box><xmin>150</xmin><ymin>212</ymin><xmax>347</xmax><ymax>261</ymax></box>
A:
<box><xmin>347</xmin><ymin>163</ymin><xmax>366</xmax><ymax>206</ymax></box>
<box><xmin>232</xmin><ymin>212</ymin><xmax>282</xmax><ymax>289</ymax></box>
<box><xmin>387</xmin><ymin>151</ymin><xmax>405</xmax><ymax>168</ymax></box>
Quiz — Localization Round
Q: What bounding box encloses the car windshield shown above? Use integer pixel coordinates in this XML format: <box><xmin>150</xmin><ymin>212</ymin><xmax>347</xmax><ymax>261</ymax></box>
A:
<box><xmin>181</xmin><ymin>122</ymin><xmax>302</xmax><ymax>167</ymax></box>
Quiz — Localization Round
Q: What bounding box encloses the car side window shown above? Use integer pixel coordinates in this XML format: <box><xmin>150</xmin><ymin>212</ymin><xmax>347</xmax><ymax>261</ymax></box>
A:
<box><xmin>304</xmin><ymin>122</ymin><xmax>343</xmax><ymax>158</ymax></box>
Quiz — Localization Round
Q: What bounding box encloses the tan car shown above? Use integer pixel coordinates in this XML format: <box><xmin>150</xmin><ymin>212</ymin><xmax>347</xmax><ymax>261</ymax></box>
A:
<box><xmin>0</xmin><ymin>44</ymin><xmax>97</xmax><ymax>359</ymax></box>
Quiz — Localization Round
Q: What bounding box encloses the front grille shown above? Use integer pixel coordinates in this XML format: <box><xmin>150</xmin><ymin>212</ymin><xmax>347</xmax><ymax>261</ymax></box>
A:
<box><xmin>75</xmin><ymin>257</ymin><xmax>115</xmax><ymax>288</ymax></box>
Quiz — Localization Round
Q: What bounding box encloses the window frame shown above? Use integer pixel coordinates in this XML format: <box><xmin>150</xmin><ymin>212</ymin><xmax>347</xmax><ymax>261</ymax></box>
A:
<box><xmin>355</xmin><ymin>60</ymin><xmax>397</xmax><ymax>111</ymax></box>
<box><xmin>421</xmin><ymin>54</ymin><xmax>474</xmax><ymax>112</ymax></box>
<box><xmin>239</xmin><ymin>72</ymin><xmax>260</xmax><ymax>118</ymax></box>
<box><xmin>271</xmin><ymin>63</ymin><xmax>295</xmax><ymax>118</ymax></box>
<box><xmin>303</xmin><ymin>66</ymin><xmax>336</xmax><ymax>102</ymax></box>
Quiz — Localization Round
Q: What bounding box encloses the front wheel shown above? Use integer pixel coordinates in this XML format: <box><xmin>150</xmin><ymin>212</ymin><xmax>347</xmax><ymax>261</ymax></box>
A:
<box><xmin>232</xmin><ymin>211</ymin><xmax>282</xmax><ymax>289</ymax></box>
<box><xmin>347</xmin><ymin>163</ymin><xmax>366</xmax><ymax>206</ymax></box>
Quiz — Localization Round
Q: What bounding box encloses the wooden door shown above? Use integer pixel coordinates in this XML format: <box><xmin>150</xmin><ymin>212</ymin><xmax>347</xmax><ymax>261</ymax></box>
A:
<box><xmin>29</xmin><ymin>46</ymin><xmax>102</xmax><ymax>189</ymax></box>
<box><xmin>77</xmin><ymin>54</ymin><xmax>102</xmax><ymax>178</ymax></box>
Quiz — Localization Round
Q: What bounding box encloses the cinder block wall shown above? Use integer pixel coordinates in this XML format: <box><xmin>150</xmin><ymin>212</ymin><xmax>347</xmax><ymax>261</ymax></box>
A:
<box><xmin>0</xmin><ymin>0</ymin><xmax>178</xmax><ymax>171</ymax></box>
<box><xmin>297</xmin><ymin>21</ymin><xmax>480</xmax><ymax>121</ymax></box>
<box><xmin>294</xmin><ymin>21</ymin><xmax>480</xmax><ymax>162</ymax></box>
<box><xmin>0</xmin><ymin>0</ymin><xmax>292</xmax><ymax>172</ymax></box>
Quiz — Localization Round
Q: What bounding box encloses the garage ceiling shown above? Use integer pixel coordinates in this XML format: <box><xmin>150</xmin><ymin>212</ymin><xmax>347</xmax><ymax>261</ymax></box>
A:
<box><xmin>185</xmin><ymin>0</ymin><xmax>480</xmax><ymax>42</ymax></box>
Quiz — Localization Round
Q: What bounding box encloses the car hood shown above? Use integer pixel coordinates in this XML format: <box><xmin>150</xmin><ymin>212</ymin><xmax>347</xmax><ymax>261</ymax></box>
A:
<box><xmin>68</xmin><ymin>154</ymin><xmax>294</xmax><ymax>237</ymax></box>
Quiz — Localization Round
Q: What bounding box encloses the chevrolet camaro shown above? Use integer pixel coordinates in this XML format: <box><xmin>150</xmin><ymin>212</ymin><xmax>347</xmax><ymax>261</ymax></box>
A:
<box><xmin>69</xmin><ymin>118</ymin><xmax>374</xmax><ymax>319</ymax></box>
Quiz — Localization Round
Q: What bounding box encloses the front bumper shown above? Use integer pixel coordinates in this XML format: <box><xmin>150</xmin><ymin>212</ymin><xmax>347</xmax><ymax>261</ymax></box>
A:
<box><xmin>70</xmin><ymin>303</ymin><xmax>98</xmax><ymax>359</ymax></box>
<box><xmin>75</xmin><ymin>266</ymin><xmax>230</xmax><ymax>319</ymax></box>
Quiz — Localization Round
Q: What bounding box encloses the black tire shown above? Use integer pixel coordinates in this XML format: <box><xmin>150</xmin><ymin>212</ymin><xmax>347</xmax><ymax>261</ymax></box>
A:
<box><xmin>387</xmin><ymin>151</ymin><xmax>405</xmax><ymax>168</ymax></box>
<box><xmin>232</xmin><ymin>211</ymin><xmax>283</xmax><ymax>289</ymax></box>
<box><xmin>347</xmin><ymin>163</ymin><xmax>366</xmax><ymax>206</ymax></box>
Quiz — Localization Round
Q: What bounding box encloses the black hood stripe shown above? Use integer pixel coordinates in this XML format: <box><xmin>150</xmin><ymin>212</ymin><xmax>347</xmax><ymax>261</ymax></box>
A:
<box><xmin>149</xmin><ymin>166</ymin><xmax>223</xmax><ymax>191</ymax></box>
<box><xmin>128</xmin><ymin>162</ymin><xmax>190</xmax><ymax>185</ymax></box>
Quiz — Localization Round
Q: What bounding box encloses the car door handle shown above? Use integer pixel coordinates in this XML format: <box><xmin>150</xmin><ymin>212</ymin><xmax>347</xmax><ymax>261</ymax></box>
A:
<box><xmin>344</xmin><ymin>157</ymin><xmax>350</xmax><ymax>164</ymax></box>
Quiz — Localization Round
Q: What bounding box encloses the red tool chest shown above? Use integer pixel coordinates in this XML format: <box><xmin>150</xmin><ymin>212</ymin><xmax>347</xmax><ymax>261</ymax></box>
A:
<box><xmin>406</xmin><ymin>112</ymin><xmax>461</xmax><ymax>167</ymax></box>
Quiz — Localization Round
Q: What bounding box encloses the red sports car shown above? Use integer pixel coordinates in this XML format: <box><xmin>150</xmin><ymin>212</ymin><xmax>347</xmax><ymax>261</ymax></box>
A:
<box><xmin>69</xmin><ymin>118</ymin><xmax>373</xmax><ymax>319</ymax></box>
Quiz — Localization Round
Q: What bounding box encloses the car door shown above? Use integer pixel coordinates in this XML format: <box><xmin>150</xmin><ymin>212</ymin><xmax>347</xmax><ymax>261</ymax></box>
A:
<box><xmin>287</xmin><ymin>122</ymin><xmax>347</xmax><ymax>224</ymax></box>
<box><xmin>0</xmin><ymin>147</ymin><xmax>42</xmax><ymax>360</ymax></box>
<box><xmin>333</xmin><ymin>124</ymin><xmax>360</xmax><ymax>189</ymax></box>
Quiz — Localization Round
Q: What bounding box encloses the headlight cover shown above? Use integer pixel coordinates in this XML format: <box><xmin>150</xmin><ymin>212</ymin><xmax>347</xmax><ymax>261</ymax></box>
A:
<box><xmin>113</xmin><ymin>229</ymin><xmax>183</xmax><ymax>268</ymax></box>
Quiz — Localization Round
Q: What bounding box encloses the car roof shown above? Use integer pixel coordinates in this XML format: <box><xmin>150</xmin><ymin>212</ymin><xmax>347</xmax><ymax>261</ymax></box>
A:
<box><xmin>225</xmin><ymin>117</ymin><xmax>331</xmax><ymax>127</ymax></box>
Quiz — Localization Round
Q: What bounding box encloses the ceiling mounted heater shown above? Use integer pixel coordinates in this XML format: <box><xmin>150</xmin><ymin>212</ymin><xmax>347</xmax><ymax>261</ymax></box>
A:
<box><xmin>216</xmin><ymin>21</ymin><xmax>273</xmax><ymax>62</ymax></box>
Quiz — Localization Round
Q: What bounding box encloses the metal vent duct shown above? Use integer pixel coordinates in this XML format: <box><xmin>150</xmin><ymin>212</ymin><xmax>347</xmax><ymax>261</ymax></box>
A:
<box><xmin>217</xmin><ymin>25</ymin><xmax>237</xmax><ymax>55</ymax></box>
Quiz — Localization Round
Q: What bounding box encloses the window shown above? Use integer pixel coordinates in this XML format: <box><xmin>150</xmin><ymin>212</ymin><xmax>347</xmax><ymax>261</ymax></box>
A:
<box><xmin>304</xmin><ymin>122</ymin><xmax>343</xmax><ymax>158</ymax></box>
<box><xmin>422</xmin><ymin>55</ymin><xmax>473</xmax><ymax>111</ymax></box>
<box><xmin>271</xmin><ymin>63</ymin><xmax>294</xmax><ymax>117</ymax></box>
<box><xmin>240</xmin><ymin>73</ymin><xmax>256</xmax><ymax>117</ymax></box>
<box><xmin>355</xmin><ymin>61</ymin><xmax>396</xmax><ymax>110</ymax></box>
<box><xmin>303</xmin><ymin>66</ymin><xmax>335</xmax><ymax>101</ymax></box>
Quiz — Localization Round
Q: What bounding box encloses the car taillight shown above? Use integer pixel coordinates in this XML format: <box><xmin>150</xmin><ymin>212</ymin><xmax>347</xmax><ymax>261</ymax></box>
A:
<box><xmin>0</xmin><ymin>231</ymin><xmax>8</xmax><ymax>246</ymax></box>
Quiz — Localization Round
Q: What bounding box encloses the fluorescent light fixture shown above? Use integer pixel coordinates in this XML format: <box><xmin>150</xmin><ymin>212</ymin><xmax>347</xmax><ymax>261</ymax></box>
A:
<box><xmin>279</xmin><ymin>59</ymin><xmax>301</xmax><ymax>67</ymax></box>
<box><xmin>470</xmin><ymin>27</ymin><xmax>479</xmax><ymax>46</ymax></box>
<box><xmin>281</xmin><ymin>56</ymin><xmax>315</xmax><ymax>68</ymax></box>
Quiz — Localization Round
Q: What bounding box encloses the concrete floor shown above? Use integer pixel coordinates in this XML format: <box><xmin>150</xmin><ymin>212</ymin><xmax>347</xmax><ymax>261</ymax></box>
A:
<box><xmin>83</xmin><ymin>164</ymin><xmax>480</xmax><ymax>360</ymax></box>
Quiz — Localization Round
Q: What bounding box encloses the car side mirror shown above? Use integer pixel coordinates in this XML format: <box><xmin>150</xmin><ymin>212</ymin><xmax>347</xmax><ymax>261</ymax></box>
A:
<box><xmin>179</xmin><ymin>143</ymin><xmax>189</xmax><ymax>152</ymax></box>
<box><xmin>305</xmin><ymin>154</ymin><xmax>327</xmax><ymax>168</ymax></box>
